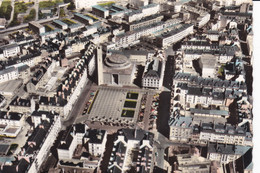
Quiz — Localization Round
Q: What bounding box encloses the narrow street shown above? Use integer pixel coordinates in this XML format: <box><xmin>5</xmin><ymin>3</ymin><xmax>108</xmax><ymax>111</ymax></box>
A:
<box><xmin>62</xmin><ymin>80</ymin><xmax>94</xmax><ymax>128</ymax></box>
<box><xmin>156</xmin><ymin>55</ymin><xmax>175</xmax><ymax>138</ymax></box>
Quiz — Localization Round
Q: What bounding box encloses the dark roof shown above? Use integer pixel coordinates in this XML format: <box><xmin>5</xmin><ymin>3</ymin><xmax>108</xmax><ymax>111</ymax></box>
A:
<box><xmin>0</xmin><ymin>43</ymin><xmax>19</xmax><ymax>50</ymax></box>
<box><xmin>74</xmin><ymin>123</ymin><xmax>86</xmax><ymax>134</ymax></box>
<box><xmin>10</xmin><ymin>96</ymin><xmax>31</xmax><ymax>107</ymax></box>
<box><xmin>0</xmin><ymin>111</ymin><xmax>23</xmax><ymax>121</ymax></box>
<box><xmin>58</xmin><ymin>134</ymin><xmax>73</xmax><ymax>150</ymax></box>
<box><xmin>85</xmin><ymin>129</ymin><xmax>106</xmax><ymax>144</ymax></box>
<box><xmin>108</xmin><ymin>165</ymin><xmax>122</xmax><ymax>173</ymax></box>
<box><xmin>208</xmin><ymin>143</ymin><xmax>251</xmax><ymax>155</ymax></box>
<box><xmin>0</xmin><ymin>144</ymin><xmax>10</xmax><ymax>155</ymax></box>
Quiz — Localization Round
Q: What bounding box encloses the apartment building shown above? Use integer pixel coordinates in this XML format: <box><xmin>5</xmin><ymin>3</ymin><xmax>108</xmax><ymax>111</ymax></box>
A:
<box><xmin>108</xmin><ymin>129</ymin><xmax>154</xmax><ymax>173</ymax></box>
<box><xmin>125</xmin><ymin>4</ymin><xmax>160</xmax><ymax>23</ymax></box>
<box><xmin>0</xmin><ymin>43</ymin><xmax>20</xmax><ymax>58</ymax></box>
<box><xmin>207</xmin><ymin>143</ymin><xmax>251</xmax><ymax>164</ymax></box>
<box><xmin>169</xmin><ymin>115</ymin><xmax>193</xmax><ymax>142</ymax></box>
<box><xmin>156</xmin><ymin>24</ymin><xmax>194</xmax><ymax>48</ymax></box>
<box><xmin>1</xmin><ymin>112</ymin><xmax>61</xmax><ymax>172</ymax></box>
<box><xmin>142</xmin><ymin>52</ymin><xmax>165</xmax><ymax>89</ymax></box>
<box><xmin>174</xmin><ymin>154</ymin><xmax>211</xmax><ymax>173</ymax></box>
<box><xmin>29</xmin><ymin>21</ymin><xmax>45</xmax><ymax>35</ymax></box>
<box><xmin>123</xmin><ymin>14</ymin><xmax>164</xmax><ymax>31</ymax></box>
<box><xmin>114</xmin><ymin>19</ymin><xmax>180</xmax><ymax>48</ymax></box>
<box><xmin>84</xmin><ymin>129</ymin><xmax>107</xmax><ymax>157</ymax></box>
<box><xmin>9</xmin><ymin>96</ymin><xmax>35</xmax><ymax>114</ymax></box>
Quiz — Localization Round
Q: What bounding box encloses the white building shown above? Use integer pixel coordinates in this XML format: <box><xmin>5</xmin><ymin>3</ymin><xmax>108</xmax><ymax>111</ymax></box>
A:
<box><xmin>156</xmin><ymin>24</ymin><xmax>194</xmax><ymax>48</ymax></box>
<box><xmin>215</xmin><ymin>0</ymin><xmax>252</xmax><ymax>6</ymax></box>
<box><xmin>0</xmin><ymin>67</ymin><xmax>19</xmax><ymax>83</ymax></box>
<box><xmin>114</xmin><ymin>19</ymin><xmax>180</xmax><ymax>48</ymax></box>
<box><xmin>57</xmin><ymin>131</ymin><xmax>77</xmax><ymax>160</ymax></box>
<box><xmin>174</xmin><ymin>154</ymin><xmax>211</xmax><ymax>173</ymax></box>
<box><xmin>0</xmin><ymin>43</ymin><xmax>20</xmax><ymax>58</ymax></box>
<box><xmin>108</xmin><ymin>129</ymin><xmax>154</xmax><ymax>172</ymax></box>
<box><xmin>29</xmin><ymin>21</ymin><xmax>45</xmax><ymax>34</ymax></box>
<box><xmin>142</xmin><ymin>52</ymin><xmax>165</xmax><ymax>89</ymax></box>
<box><xmin>169</xmin><ymin>115</ymin><xmax>193</xmax><ymax>142</ymax></box>
<box><xmin>84</xmin><ymin>129</ymin><xmax>107</xmax><ymax>157</ymax></box>
<box><xmin>207</xmin><ymin>143</ymin><xmax>251</xmax><ymax>164</ymax></box>
<box><xmin>28</xmin><ymin>114</ymin><xmax>61</xmax><ymax>173</ymax></box>
<box><xmin>199</xmin><ymin>54</ymin><xmax>216</xmax><ymax>78</ymax></box>
<box><xmin>125</xmin><ymin>4</ymin><xmax>160</xmax><ymax>22</ymax></box>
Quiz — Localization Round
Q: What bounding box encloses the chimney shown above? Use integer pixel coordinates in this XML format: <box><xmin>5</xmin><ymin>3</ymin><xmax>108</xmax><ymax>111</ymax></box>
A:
<box><xmin>134</xmin><ymin>128</ymin><xmax>137</xmax><ymax>139</ymax></box>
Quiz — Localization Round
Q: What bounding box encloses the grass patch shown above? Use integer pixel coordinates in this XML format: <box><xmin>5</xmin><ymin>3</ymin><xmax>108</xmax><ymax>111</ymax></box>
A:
<box><xmin>218</xmin><ymin>65</ymin><xmax>225</xmax><ymax>76</ymax></box>
<box><xmin>39</xmin><ymin>0</ymin><xmax>63</xmax><ymax>9</ymax></box>
<box><xmin>86</xmin><ymin>14</ymin><xmax>98</xmax><ymax>20</ymax></box>
<box><xmin>87</xmin><ymin>90</ymin><xmax>99</xmax><ymax>114</ymax></box>
<box><xmin>121</xmin><ymin>109</ymin><xmax>135</xmax><ymax>118</ymax></box>
<box><xmin>124</xmin><ymin>100</ymin><xmax>137</xmax><ymax>108</ymax></box>
<box><xmin>62</xmin><ymin>18</ymin><xmax>76</xmax><ymax>25</ymax></box>
<box><xmin>14</xmin><ymin>2</ymin><xmax>28</xmax><ymax>13</ymax></box>
<box><xmin>98</xmin><ymin>1</ymin><xmax>115</xmax><ymax>7</ymax></box>
<box><xmin>44</xmin><ymin>24</ymin><xmax>54</xmax><ymax>32</ymax></box>
<box><xmin>126</xmin><ymin>92</ymin><xmax>138</xmax><ymax>100</ymax></box>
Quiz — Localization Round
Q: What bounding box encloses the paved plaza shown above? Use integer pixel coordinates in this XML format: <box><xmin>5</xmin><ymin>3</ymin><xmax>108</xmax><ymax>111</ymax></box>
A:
<box><xmin>84</xmin><ymin>87</ymin><xmax>148</xmax><ymax>126</ymax></box>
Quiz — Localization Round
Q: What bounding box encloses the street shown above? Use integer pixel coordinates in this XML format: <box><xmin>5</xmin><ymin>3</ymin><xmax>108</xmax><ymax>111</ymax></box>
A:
<box><xmin>156</xmin><ymin>55</ymin><xmax>175</xmax><ymax>138</ymax></box>
<box><xmin>62</xmin><ymin>80</ymin><xmax>94</xmax><ymax>128</ymax></box>
<box><xmin>143</xmin><ymin>93</ymin><xmax>155</xmax><ymax>131</ymax></box>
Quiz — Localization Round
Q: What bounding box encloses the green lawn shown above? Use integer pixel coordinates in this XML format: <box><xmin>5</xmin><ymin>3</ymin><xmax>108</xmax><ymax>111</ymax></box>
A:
<box><xmin>39</xmin><ymin>0</ymin><xmax>63</xmax><ymax>9</ymax></box>
<box><xmin>62</xmin><ymin>18</ymin><xmax>76</xmax><ymax>25</ymax></box>
<box><xmin>126</xmin><ymin>92</ymin><xmax>139</xmax><ymax>100</ymax></box>
<box><xmin>44</xmin><ymin>24</ymin><xmax>54</xmax><ymax>32</ymax></box>
<box><xmin>98</xmin><ymin>1</ymin><xmax>115</xmax><ymax>7</ymax></box>
<box><xmin>86</xmin><ymin>14</ymin><xmax>98</xmax><ymax>21</ymax></box>
<box><xmin>124</xmin><ymin>100</ymin><xmax>137</xmax><ymax>108</ymax></box>
<box><xmin>121</xmin><ymin>109</ymin><xmax>135</xmax><ymax>118</ymax></box>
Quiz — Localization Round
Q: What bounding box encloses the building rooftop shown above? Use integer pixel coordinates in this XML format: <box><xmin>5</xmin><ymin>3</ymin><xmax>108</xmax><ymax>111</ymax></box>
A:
<box><xmin>208</xmin><ymin>143</ymin><xmax>251</xmax><ymax>155</ymax></box>
<box><xmin>0</xmin><ymin>43</ymin><xmax>19</xmax><ymax>50</ymax></box>
<box><xmin>53</xmin><ymin>20</ymin><xmax>68</xmax><ymax>27</ymax></box>
<box><xmin>169</xmin><ymin>115</ymin><xmax>193</xmax><ymax>128</ymax></box>
<box><xmin>190</xmin><ymin>108</ymin><xmax>229</xmax><ymax>117</ymax></box>
<box><xmin>85</xmin><ymin>129</ymin><xmax>106</xmax><ymax>144</ymax></box>
<box><xmin>157</xmin><ymin>24</ymin><xmax>193</xmax><ymax>39</ymax></box>
<box><xmin>92</xmin><ymin>5</ymin><xmax>109</xmax><ymax>12</ymax></box>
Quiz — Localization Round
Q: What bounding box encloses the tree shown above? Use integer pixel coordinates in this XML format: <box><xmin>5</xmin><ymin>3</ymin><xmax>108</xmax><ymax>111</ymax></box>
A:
<box><xmin>5</xmin><ymin>5</ymin><xmax>12</xmax><ymax>20</ymax></box>
<box><xmin>63</xmin><ymin>0</ymin><xmax>72</xmax><ymax>3</ymax></box>
<box><xmin>80</xmin><ymin>8</ymin><xmax>85</xmax><ymax>13</ymax></box>
<box><xmin>9</xmin><ymin>13</ymin><xmax>20</xmax><ymax>27</ymax></box>
<box><xmin>59</xmin><ymin>8</ymin><xmax>65</xmax><ymax>17</ymax></box>
<box><xmin>24</xmin><ymin>8</ymin><xmax>36</xmax><ymax>22</ymax></box>
<box><xmin>67</xmin><ymin>2</ymin><xmax>75</xmax><ymax>10</ymax></box>
<box><xmin>0</xmin><ymin>7</ymin><xmax>4</xmax><ymax>18</ymax></box>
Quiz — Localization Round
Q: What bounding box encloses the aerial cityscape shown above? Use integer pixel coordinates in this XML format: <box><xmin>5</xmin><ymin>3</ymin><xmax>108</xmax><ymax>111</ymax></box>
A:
<box><xmin>0</xmin><ymin>0</ymin><xmax>253</xmax><ymax>172</ymax></box>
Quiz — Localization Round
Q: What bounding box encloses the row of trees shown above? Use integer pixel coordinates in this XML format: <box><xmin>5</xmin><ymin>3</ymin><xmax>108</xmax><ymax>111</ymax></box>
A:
<box><xmin>0</xmin><ymin>5</ymin><xmax>12</xmax><ymax>20</ymax></box>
